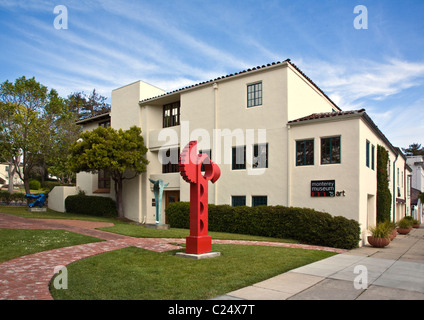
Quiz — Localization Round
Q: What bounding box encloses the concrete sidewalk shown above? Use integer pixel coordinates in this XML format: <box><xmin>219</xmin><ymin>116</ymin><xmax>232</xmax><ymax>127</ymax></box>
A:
<box><xmin>214</xmin><ymin>226</ymin><xmax>424</xmax><ymax>300</ymax></box>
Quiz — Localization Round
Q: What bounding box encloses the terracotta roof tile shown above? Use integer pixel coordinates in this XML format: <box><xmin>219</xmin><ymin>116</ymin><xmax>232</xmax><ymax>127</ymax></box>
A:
<box><xmin>288</xmin><ymin>109</ymin><xmax>365</xmax><ymax>124</ymax></box>
<box><xmin>139</xmin><ymin>59</ymin><xmax>341</xmax><ymax>111</ymax></box>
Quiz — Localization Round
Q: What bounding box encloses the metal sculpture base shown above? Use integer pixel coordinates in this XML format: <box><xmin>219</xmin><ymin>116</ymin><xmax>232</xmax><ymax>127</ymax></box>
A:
<box><xmin>175</xmin><ymin>251</ymin><xmax>221</xmax><ymax>260</ymax></box>
<box><xmin>28</xmin><ymin>207</ymin><xmax>47</xmax><ymax>212</ymax></box>
<box><xmin>145</xmin><ymin>223</ymin><xmax>170</xmax><ymax>230</ymax></box>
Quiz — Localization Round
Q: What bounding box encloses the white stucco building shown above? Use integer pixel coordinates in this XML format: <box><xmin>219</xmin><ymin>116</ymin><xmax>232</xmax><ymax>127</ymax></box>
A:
<box><xmin>407</xmin><ymin>155</ymin><xmax>424</xmax><ymax>222</ymax></box>
<box><xmin>68</xmin><ymin>59</ymin><xmax>412</xmax><ymax>245</ymax></box>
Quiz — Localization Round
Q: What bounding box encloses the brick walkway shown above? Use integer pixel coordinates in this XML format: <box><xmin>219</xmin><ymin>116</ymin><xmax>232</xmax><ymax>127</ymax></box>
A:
<box><xmin>0</xmin><ymin>213</ymin><xmax>346</xmax><ymax>300</ymax></box>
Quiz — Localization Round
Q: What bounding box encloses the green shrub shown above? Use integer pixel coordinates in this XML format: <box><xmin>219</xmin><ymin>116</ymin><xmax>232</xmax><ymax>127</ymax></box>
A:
<box><xmin>0</xmin><ymin>191</ymin><xmax>12</xmax><ymax>204</ymax></box>
<box><xmin>166</xmin><ymin>202</ymin><xmax>361</xmax><ymax>249</ymax></box>
<box><xmin>65</xmin><ymin>194</ymin><xmax>117</xmax><ymax>217</ymax></box>
<box><xmin>41</xmin><ymin>181</ymin><xmax>63</xmax><ymax>192</ymax></box>
<box><xmin>29</xmin><ymin>179</ymin><xmax>41</xmax><ymax>190</ymax></box>
<box><xmin>398</xmin><ymin>217</ymin><xmax>413</xmax><ymax>229</ymax></box>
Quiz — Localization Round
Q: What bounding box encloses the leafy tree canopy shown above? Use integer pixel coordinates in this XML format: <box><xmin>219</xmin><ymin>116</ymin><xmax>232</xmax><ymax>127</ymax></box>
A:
<box><xmin>68</xmin><ymin>126</ymin><xmax>149</xmax><ymax>217</ymax></box>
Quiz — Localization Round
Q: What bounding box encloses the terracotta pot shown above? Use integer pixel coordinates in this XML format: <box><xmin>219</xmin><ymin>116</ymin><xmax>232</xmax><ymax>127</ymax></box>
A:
<box><xmin>367</xmin><ymin>236</ymin><xmax>390</xmax><ymax>248</ymax></box>
<box><xmin>390</xmin><ymin>229</ymin><xmax>397</xmax><ymax>240</ymax></box>
<box><xmin>413</xmin><ymin>224</ymin><xmax>420</xmax><ymax>229</ymax></box>
<box><xmin>397</xmin><ymin>227</ymin><xmax>411</xmax><ymax>235</ymax></box>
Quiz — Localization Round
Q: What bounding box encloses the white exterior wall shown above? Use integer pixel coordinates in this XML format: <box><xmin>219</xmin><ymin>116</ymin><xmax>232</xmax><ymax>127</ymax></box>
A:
<box><xmin>48</xmin><ymin>186</ymin><xmax>78</xmax><ymax>212</ymax></box>
<box><xmin>407</xmin><ymin>156</ymin><xmax>424</xmax><ymax>192</ymax></box>
<box><xmin>289</xmin><ymin>114</ymin><xmax>409</xmax><ymax>246</ymax></box>
<box><xmin>289</xmin><ymin>117</ymin><xmax>361</xmax><ymax>222</ymax></box>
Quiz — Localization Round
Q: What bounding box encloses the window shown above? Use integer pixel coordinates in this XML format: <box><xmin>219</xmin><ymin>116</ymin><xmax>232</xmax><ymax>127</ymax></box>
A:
<box><xmin>98</xmin><ymin>170</ymin><xmax>111</xmax><ymax>189</ymax></box>
<box><xmin>247</xmin><ymin>82</ymin><xmax>262</xmax><ymax>108</ymax></box>
<box><xmin>397</xmin><ymin>168</ymin><xmax>399</xmax><ymax>186</ymax></box>
<box><xmin>253</xmin><ymin>143</ymin><xmax>268</xmax><ymax>169</ymax></box>
<box><xmin>252</xmin><ymin>196</ymin><xmax>267</xmax><ymax>207</ymax></box>
<box><xmin>371</xmin><ymin>145</ymin><xmax>375</xmax><ymax>170</ymax></box>
<box><xmin>232</xmin><ymin>196</ymin><xmax>246</xmax><ymax>207</ymax></box>
<box><xmin>321</xmin><ymin>136</ymin><xmax>341</xmax><ymax>164</ymax></box>
<box><xmin>163</xmin><ymin>101</ymin><xmax>180</xmax><ymax>128</ymax></box>
<box><xmin>296</xmin><ymin>140</ymin><xmax>314</xmax><ymax>166</ymax></box>
<box><xmin>232</xmin><ymin>146</ymin><xmax>246</xmax><ymax>170</ymax></box>
<box><xmin>99</xmin><ymin>120</ymin><xmax>110</xmax><ymax>128</ymax></box>
<box><xmin>161</xmin><ymin>148</ymin><xmax>180</xmax><ymax>173</ymax></box>
<box><xmin>366</xmin><ymin>140</ymin><xmax>370</xmax><ymax>168</ymax></box>
<box><xmin>199</xmin><ymin>150</ymin><xmax>211</xmax><ymax>172</ymax></box>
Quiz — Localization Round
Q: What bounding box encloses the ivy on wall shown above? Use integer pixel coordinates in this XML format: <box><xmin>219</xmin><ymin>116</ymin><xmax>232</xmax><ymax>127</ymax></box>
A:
<box><xmin>377</xmin><ymin>145</ymin><xmax>392</xmax><ymax>223</ymax></box>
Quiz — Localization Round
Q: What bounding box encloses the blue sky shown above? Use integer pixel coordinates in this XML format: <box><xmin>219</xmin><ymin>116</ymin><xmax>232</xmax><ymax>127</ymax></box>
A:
<box><xmin>0</xmin><ymin>0</ymin><xmax>423</xmax><ymax>149</ymax></box>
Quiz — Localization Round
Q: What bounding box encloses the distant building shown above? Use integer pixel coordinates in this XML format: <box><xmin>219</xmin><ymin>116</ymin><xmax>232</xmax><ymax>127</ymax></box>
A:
<box><xmin>406</xmin><ymin>155</ymin><xmax>424</xmax><ymax>222</ymax></box>
<box><xmin>0</xmin><ymin>163</ymin><xmax>23</xmax><ymax>189</ymax></box>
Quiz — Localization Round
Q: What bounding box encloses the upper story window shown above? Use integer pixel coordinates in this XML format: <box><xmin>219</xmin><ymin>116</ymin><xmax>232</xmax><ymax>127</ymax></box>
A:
<box><xmin>232</xmin><ymin>146</ymin><xmax>246</xmax><ymax>170</ymax></box>
<box><xmin>247</xmin><ymin>82</ymin><xmax>262</xmax><ymax>108</ymax></box>
<box><xmin>253</xmin><ymin>143</ymin><xmax>268</xmax><ymax>169</ymax></box>
<box><xmin>366</xmin><ymin>140</ymin><xmax>370</xmax><ymax>168</ymax></box>
<box><xmin>199</xmin><ymin>149</ymin><xmax>211</xmax><ymax>172</ymax></box>
<box><xmin>161</xmin><ymin>147</ymin><xmax>180</xmax><ymax>173</ymax></box>
<box><xmin>321</xmin><ymin>136</ymin><xmax>341</xmax><ymax>165</ymax></box>
<box><xmin>163</xmin><ymin>101</ymin><xmax>180</xmax><ymax>128</ymax></box>
<box><xmin>296</xmin><ymin>140</ymin><xmax>314</xmax><ymax>166</ymax></box>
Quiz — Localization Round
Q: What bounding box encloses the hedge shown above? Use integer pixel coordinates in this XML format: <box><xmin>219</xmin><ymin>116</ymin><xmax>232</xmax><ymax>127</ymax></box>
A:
<box><xmin>166</xmin><ymin>202</ymin><xmax>361</xmax><ymax>249</ymax></box>
<box><xmin>0</xmin><ymin>191</ymin><xmax>27</xmax><ymax>205</ymax></box>
<box><xmin>65</xmin><ymin>194</ymin><xmax>118</xmax><ymax>217</ymax></box>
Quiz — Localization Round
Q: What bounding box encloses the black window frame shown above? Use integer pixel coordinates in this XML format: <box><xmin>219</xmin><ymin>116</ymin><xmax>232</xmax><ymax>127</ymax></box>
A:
<box><xmin>247</xmin><ymin>82</ymin><xmax>262</xmax><ymax>108</ymax></box>
<box><xmin>163</xmin><ymin>101</ymin><xmax>180</xmax><ymax>128</ymax></box>
<box><xmin>232</xmin><ymin>146</ymin><xmax>246</xmax><ymax>170</ymax></box>
<box><xmin>161</xmin><ymin>147</ymin><xmax>180</xmax><ymax>173</ymax></box>
<box><xmin>321</xmin><ymin>136</ymin><xmax>341</xmax><ymax>165</ymax></box>
<box><xmin>296</xmin><ymin>139</ymin><xmax>314</xmax><ymax>166</ymax></box>
<box><xmin>252</xmin><ymin>196</ymin><xmax>267</xmax><ymax>207</ymax></box>
<box><xmin>252</xmin><ymin>143</ymin><xmax>268</xmax><ymax>169</ymax></box>
<box><xmin>232</xmin><ymin>196</ymin><xmax>246</xmax><ymax>207</ymax></box>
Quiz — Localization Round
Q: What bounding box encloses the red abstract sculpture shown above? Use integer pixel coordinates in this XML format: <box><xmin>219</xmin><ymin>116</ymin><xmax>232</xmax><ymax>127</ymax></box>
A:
<box><xmin>179</xmin><ymin>141</ymin><xmax>221</xmax><ymax>254</ymax></box>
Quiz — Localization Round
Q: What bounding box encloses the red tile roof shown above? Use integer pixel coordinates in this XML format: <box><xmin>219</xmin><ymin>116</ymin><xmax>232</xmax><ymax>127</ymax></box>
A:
<box><xmin>288</xmin><ymin>109</ymin><xmax>365</xmax><ymax>124</ymax></box>
<box><xmin>139</xmin><ymin>59</ymin><xmax>341</xmax><ymax>111</ymax></box>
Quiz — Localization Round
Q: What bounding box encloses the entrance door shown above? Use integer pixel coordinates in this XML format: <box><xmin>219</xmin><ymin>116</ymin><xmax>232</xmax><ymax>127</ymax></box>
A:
<box><xmin>165</xmin><ymin>191</ymin><xmax>180</xmax><ymax>223</ymax></box>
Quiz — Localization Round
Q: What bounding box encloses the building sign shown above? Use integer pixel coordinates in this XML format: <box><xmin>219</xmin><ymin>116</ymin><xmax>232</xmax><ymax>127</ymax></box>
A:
<box><xmin>311</xmin><ymin>180</ymin><xmax>335</xmax><ymax>197</ymax></box>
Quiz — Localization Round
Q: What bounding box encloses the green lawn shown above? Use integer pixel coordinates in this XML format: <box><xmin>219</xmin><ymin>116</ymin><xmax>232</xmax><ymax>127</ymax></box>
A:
<box><xmin>0</xmin><ymin>205</ymin><xmax>298</xmax><ymax>243</ymax></box>
<box><xmin>0</xmin><ymin>229</ymin><xmax>103</xmax><ymax>263</ymax></box>
<box><xmin>0</xmin><ymin>205</ymin><xmax>338</xmax><ymax>300</ymax></box>
<box><xmin>50</xmin><ymin>245</ymin><xmax>336</xmax><ymax>300</ymax></box>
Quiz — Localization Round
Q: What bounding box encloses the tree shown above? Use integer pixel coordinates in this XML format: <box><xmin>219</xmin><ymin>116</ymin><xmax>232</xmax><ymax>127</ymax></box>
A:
<box><xmin>0</xmin><ymin>76</ymin><xmax>72</xmax><ymax>194</ymax></box>
<box><xmin>402</xmin><ymin>143</ymin><xmax>424</xmax><ymax>156</ymax></box>
<box><xmin>68</xmin><ymin>126</ymin><xmax>149</xmax><ymax>218</ymax></box>
<box><xmin>67</xmin><ymin>89</ymin><xmax>110</xmax><ymax>120</ymax></box>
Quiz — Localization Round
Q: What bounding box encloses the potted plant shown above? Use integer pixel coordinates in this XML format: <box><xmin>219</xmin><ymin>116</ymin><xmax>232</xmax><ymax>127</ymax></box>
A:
<box><xmin>412</xmin><ymin>219</ymin><xmax>420</xmax><ymax>228</ymax></box>
<box><xmin>368</xmin><ymin>222</ymin><xmax>391</xmax><ymax>248</ymax></box>
<box><xmin>383</xmin><ymin>220</ymin><xmax>398</xmax><ymax>240</ymax></box>
<box><xmin>397</xmin><ymin>217</ymin><xmax>412</xmax><ymax>235</ymax></box>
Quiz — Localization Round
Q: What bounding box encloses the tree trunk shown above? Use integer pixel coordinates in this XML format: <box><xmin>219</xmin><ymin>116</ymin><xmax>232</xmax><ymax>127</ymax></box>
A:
<box><xmin>114</xmin><ymin>178</ymin><xmax>125</xmax><ymax>218</ymax></box>
<box><xmin>23</xmin><ymin>179</ymin><xmax>30</xmax><ymax>195</ymax></box>
<box><xmin>7</xmin><ymin>159</ymin><xmax>16</xmax><ymax>193</ymax></box>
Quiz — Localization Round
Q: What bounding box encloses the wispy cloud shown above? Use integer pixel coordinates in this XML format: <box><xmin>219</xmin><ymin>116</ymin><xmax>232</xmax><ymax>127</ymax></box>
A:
<box><xmin>301</xmin><ymin>58</ymin><xmax>424</xmax><ymax>110</ymax></box>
